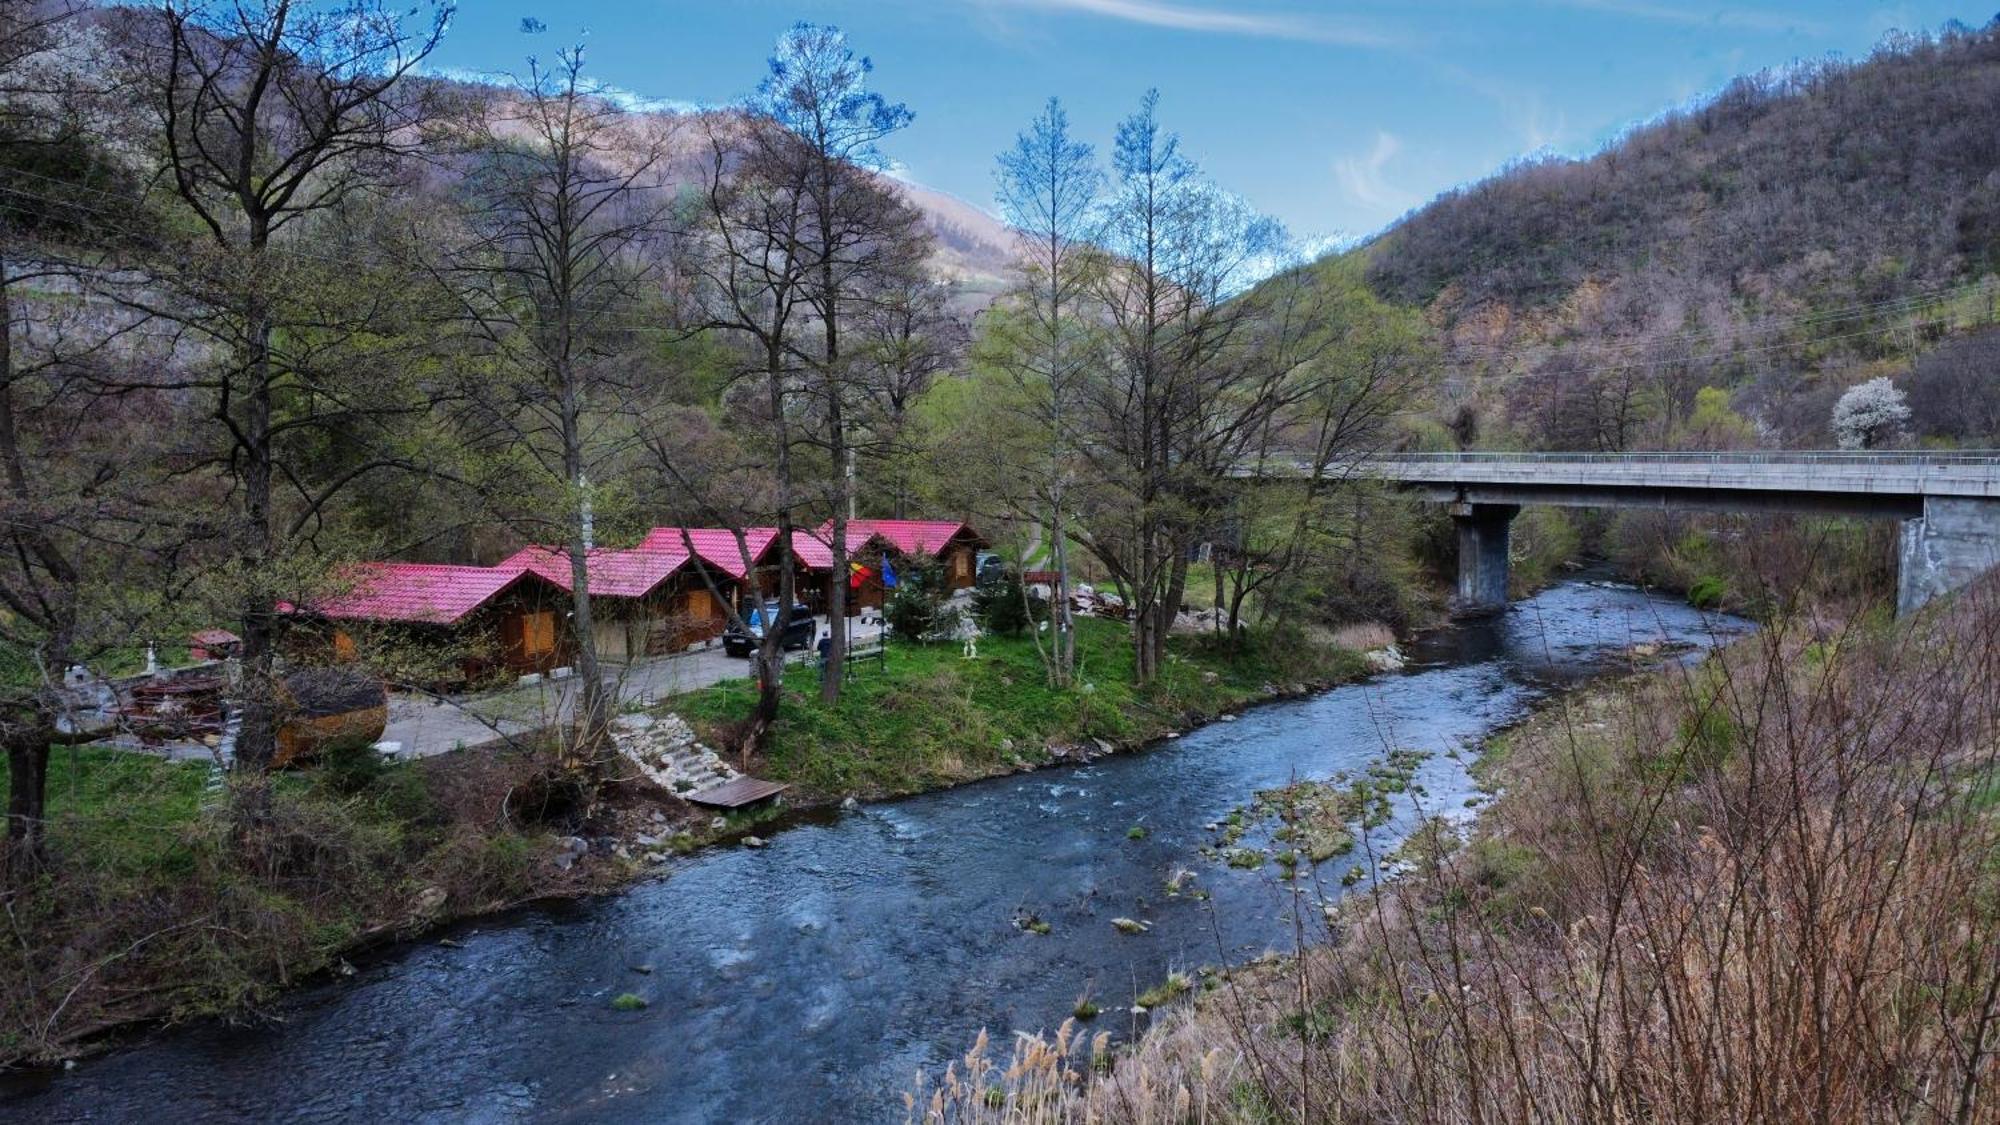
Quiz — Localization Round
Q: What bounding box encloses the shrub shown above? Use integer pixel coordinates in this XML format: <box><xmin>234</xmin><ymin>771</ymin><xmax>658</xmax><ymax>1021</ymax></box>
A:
<box><xmin>971</xmin><ymin>570</ymin><xmax>1043</xmax><ymax>636</ymax></box>
<box><xmin>884</xmin><ymin>556</ymin><xmax>953</xmax><ymax>643</ymax></box>
<box><xmin>1686</xmin><ymin>574</ymin><xmax>1727</xmax><ymax>609</ymax></box>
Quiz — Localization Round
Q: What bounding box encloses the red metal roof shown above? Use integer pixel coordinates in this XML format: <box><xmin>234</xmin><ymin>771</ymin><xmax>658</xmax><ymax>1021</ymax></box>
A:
<box><xmin>639</xmin><ymin>527</ymin><xmax>775</xmax><ymax>580</ymax></box>
<box><xmin>304</xmin><ymin>563</ymin><xmax>541</xmax><ymax>626</ymax></box>
<box><xmin>783</xmin><ymin>525</ymin><xmax>881</xmax><ymax>570</ymax></box>
<box><xmin>843</xmin><ymin>519</ymin><xmax>981</xmax><ymax>556</ymax></box>
<box><xmin>498</xmin><ymin>545</ymin><xmax>692</xmax><ymax>600</ymax></box>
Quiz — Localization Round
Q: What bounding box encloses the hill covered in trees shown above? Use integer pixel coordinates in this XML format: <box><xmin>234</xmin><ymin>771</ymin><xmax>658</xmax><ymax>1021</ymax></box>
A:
<box><xmin>1353</xmin><ymin>17</ymin><xmax>2000</xmax><ymax>452</ymax></box>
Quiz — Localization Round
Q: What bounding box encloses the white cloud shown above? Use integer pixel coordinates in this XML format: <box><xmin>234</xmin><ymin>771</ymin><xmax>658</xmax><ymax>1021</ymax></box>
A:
<box><xmin>982</xmin><ymin>0</ymin><xmax>1395</xmax><ymax>47</ymax></box>
<box><xmin>1335</xmin><ymin>131</ymin><xmax>1419</xmax><ymax>218</ymax></box>
<box><xmin>1547</xmin><ymin>0</ymin><xmax>1825</xmax><ymax>35</ymax></box>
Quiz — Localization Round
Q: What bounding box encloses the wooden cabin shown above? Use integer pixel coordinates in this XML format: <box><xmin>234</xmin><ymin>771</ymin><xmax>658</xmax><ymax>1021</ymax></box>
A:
<box><xmin>288</xmin><ymin>562</ymin><xmax>574</xmax><ymax>686</ymax></box>
<box><xmin>502</xmin><ymin>544</ymin><xmax>733</xmax><ymax>662</ymax></box>
<box><xmin>846</xmin><ymin>519</ymin><xmax>990</xmax><ymax>590</ymax></box>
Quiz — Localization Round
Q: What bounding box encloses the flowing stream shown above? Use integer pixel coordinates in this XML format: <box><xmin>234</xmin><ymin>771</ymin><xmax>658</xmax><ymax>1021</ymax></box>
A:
<box><xmin>5</xmin><ymin>579</ymin><xmax>1746</xmax><ymax>1124</ymax></box>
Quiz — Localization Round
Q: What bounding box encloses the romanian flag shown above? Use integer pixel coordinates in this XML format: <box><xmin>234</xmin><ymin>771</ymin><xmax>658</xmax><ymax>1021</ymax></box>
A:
<box><xmin>849</xmin><ymin>561</ymin><xmax>875</xmax><ymax>590</ymax></box>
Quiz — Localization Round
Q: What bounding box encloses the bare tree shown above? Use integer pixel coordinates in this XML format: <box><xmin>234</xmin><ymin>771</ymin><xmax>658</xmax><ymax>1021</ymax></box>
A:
<box><xmin>851</xmin><ymin>269</ymin><xmax>964</xmax><ymax>519</ymax></box>
<box><xmin>113</xmin><ymin>0</ymin><xmax>448</xmax><ymax>820</ymax></box>
<box><xmin>0</xmin><ymin>0</ymin><xmax>175</xmax><ymax>875</ymax></box>
<box><xmin>754</xmin><ymin>22</ymin><xmax>923</xmax><ymax>702</ymax></box>
<box><xmin>437</xmin><ymin>46</ymin><xmax>675</xmax><ymax>763</ymax></box>
<box><xmin>992</xmin><ymin>96</ymin><xmax>1100</xmax><ymax>687</ymax></box>
<box><xmin>673</xmin><ymin>111</ymin><xmax>817</xmax><ymax>757</ymax></box>
<box><xmin>1074</xmin><ymin>90</ymin><xmax>1282</xmax><ymax>682</ymax></box>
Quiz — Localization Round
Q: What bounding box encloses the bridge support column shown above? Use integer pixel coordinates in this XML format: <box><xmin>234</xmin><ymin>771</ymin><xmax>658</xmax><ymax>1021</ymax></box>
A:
<box><xmin>1897</xmin><ymin>497</ymin><xmax>2000</xmax><ymax>615</ymax></box>
<box><xmin>1451</xmin><ymin>502</ymin><xmax>1519</xmax><ymax>617</ymax></box>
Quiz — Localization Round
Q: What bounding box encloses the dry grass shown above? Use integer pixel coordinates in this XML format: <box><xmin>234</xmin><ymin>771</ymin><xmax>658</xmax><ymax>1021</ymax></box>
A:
<box><xmin>913</xmin><ymin>580</ymin><xmax>2000</xmax><ymax>1123</ymax></box>
<box><xmin>1324</xmin><ymin>622</ymin><xmax>1397</xmax><ymax>653</ymax></box>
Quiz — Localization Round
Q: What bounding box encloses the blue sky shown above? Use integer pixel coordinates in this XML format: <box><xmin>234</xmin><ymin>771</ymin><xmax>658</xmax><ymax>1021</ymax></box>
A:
<box><xmin>429</xmin><ymin>2</ymin><xmax>1990</xmax><ymax>241</ymax></box>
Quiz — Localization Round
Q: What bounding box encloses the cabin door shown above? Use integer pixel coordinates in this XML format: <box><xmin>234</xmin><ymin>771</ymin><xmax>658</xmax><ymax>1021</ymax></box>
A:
<box><xmin>518</xmin><ymin>610</ymin><xmax>557</xmax><ymax>669</ymax></box>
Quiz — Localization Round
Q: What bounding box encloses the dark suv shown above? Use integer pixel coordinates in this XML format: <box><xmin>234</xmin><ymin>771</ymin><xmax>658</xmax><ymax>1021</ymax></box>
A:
<box><xmin>722</xmin><ymin>601</ymin><xmax>818</xmax><ymax>658</ymax></box>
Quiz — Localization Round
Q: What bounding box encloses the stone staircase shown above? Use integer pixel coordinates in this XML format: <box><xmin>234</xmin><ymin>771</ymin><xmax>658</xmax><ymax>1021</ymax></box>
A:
<box><xmin>611</xmin><ymin>712</ymin><xmax>741</xmax><ymax>798</ymax></box>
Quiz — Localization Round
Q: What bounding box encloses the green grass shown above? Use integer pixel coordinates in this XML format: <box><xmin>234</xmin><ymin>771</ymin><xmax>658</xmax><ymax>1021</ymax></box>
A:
<box><xmin>4</xmin><ymin>747</ymin><xmax>215</xmax><ymax>878</ymax></box>
<box><xmin>670</xmin><ymin>617</ymin><xmax>1368</xmax><ymax>799</ymax></box>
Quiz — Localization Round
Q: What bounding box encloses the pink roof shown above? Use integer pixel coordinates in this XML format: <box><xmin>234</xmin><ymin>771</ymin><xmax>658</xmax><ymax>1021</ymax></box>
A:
<box><xmin>784</xmin><ymin>526</ymin><xmax>879</xmax><ymax>570</ymax></box>
<box><xmin>639</xmin><ymin>527</ymin><xmax>775</xmax><ymax>580</ymax></box>
<box><xmin>498</xmin><ymin>545</ymin><xmax>691</xmax><ymax>600</ymax></box>
<box><xmin>843</xmin><ymin>519</ymin><xmax>981</xmax><ymax>556</ymax></box>
<box><xmin>305</xmin><ymin>563</ymin><xmax>540</xmax><ymax>626</ymax></box>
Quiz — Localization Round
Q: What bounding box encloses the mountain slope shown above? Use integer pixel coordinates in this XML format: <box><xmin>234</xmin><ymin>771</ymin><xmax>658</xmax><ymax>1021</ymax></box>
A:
<box><xmin>1353</xmin><ymin>18</ymin><xmax>2000</xmax><ymax>450</ymax></box>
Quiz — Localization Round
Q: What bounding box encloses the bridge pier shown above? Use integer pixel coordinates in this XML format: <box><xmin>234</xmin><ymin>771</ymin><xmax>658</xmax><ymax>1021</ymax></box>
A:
<box><xmin>1451</xmin><ymin>502</ymin><xmax>1518</xmax><ymax>617</ymax></box>
<box><xmin>1897</xmin><ymin>497</ymin><xmax>2000</xmax><ymax>615</ymax></box>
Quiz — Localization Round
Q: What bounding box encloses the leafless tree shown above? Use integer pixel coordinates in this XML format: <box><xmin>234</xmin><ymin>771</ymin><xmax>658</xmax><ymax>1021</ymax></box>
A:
<box><xmin>992</xmin><ymin>96</ymin><xmax>1100</xmax><ymax>687</ymax></box>
<box><xmin>436</xmin><ymin>45</ymin><xmax>676</xmax><ymax>763</ymax></box>
<box><xmin>754</xmin><ymin>22</ymin><xmax>924</xmax><ymax>701</ymax></box>
<box><xmin>110</xmin><ymin>0</ymin><xmax>448</xmax><ymax>822</ymax></box>
<box><xmin>1072</xmin><ymin>90</ymin><xmax>1283</xmax><ymax>682</ymax></box>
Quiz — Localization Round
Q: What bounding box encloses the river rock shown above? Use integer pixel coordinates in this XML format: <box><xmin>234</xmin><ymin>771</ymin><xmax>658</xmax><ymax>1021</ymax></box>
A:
<box><xmin>1093</xmin><ymin>737</ymin><xmax>1114</xmax><ymax>757</ymax></box>
<box><xmin>409</xmin><ymin>886</ymin><xmax>447</xmax><ymax>920</ymax></box>
<box><xmin>841</xmin><ymin>796</ymin><xmax>859</xmax><ymax>810</ymax></box>
<box><xmin>1364</xmin><ymin>645</ymin><xmax>1407</xmax><ymax>673</ymax></box>
<box><xmin>553</xmin><ymin>836</ymin><xmax>588</xmax><ymax>871</ymax></box>
<box><xmin>742</xmin><ymin>835</ymin><xmax>766</xmax><ymax>848</ymax></box>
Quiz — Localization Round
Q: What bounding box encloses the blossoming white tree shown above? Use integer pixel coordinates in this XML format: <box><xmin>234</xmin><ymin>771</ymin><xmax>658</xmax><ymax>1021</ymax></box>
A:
<box><xmin>1833</xmin><ymin>376</ymin><xmax>1911</xmax><ymax>450</ymax></box>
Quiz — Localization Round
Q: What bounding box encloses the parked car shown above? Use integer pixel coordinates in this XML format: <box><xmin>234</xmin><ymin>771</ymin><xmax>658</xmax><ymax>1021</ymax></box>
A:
<box><xmin>723</xmin><ymin>601</ymin><xmax>817</xmax><ymax>658</ymax></box>
<box><xmin>975</xmin><ymin>550</ymin><xmax>1008</xmax><ymax>586</ymax></box>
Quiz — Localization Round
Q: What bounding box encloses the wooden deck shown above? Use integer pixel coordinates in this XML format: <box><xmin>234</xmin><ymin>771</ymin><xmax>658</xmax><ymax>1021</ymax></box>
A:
<box><xmin>687</xmin><ymin>777</ymin><xmax>790</xmax><ymax>809</ymax></box>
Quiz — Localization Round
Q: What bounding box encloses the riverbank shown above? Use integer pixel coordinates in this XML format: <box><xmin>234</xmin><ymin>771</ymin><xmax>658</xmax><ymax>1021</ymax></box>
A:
<box><xmin>919</xmin><ymin>585</ymin><xmax>2000</xmax><ymax>1122</ymax></box>
<box><xmin>0</xmin><ymin>616</ymin><xmax>1374</xmax><ymax>1067</ymax></box>
<box><xmin>669</xmin><ymin>615</ymin><xmax>1374</xmax><ymax>801</ymax></box>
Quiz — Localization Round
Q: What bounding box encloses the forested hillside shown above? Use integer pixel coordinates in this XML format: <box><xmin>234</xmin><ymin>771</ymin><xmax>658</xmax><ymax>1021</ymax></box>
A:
<box><xmin>1359</xmin><ymin>18</ymin><xmax>2000</xmax><ymax>451</ymax></box>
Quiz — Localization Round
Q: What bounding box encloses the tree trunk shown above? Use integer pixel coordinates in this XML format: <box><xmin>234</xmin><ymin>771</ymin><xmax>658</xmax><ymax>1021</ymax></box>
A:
<box><xmin>232</xmin><ymin>284</ymin><xmax>278</xmax><ymax>829</ymax></box>
<box><xmin>4</xmin><ymin>724</ymin><xmax>49</xmax><ymax>879</ymax></box>
<box><xmin>820</xmin><ymin>263</ymin><xmax>848</xmax><ymax>702</ymax></box>
<box><xmin>1049</xmin><ymin>499</ymin><xmax>1075</xmax><ymax>688</ymax></box>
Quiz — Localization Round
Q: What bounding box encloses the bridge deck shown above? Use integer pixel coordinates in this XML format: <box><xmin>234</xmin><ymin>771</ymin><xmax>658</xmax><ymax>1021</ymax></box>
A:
<box><xmin>1364</xmin><ymin>452</ymin><xmax>2000</xmax><ymax>516</ymax></box>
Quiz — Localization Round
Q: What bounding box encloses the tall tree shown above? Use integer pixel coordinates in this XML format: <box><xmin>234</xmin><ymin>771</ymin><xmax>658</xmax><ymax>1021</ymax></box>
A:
<box><xmin>439</xmin><ymin>45</ymin><xmax>675</xmax><ymax>763</ymax></box>
<box><xmin>115</xmin><ymin>0</ymin><xmax>448</xmax><ymax>821</ymax></box>
<box><xmin>1077</xmin><ymin>90</ymin><xmax>1281</xmax><ymax>681</ymax></box>
<box><xmin>675</xmin><ymin>111</ymin><xmax>817</xmax><ymax>756</ymax></box>
<box><xmin>0</xmin><ymin>0</ymin><xmax>169</xmax><ymax>874</ymax></box>
<box><xmin>993</xmin><ymin>97</ymin><xmax>1100</xmax><ymax>687</ymax></box>
<box><xmin>754</xmin><ymin>22</ymin><xmax>922</xmax><ymax>701</ymax></box>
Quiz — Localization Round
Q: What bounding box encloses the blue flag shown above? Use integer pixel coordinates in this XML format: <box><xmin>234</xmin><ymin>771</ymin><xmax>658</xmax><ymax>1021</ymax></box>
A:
<box><xmin>881</xmin><ymin>557</ymin><xmax>898</xmax><ymax>588</ymax></box>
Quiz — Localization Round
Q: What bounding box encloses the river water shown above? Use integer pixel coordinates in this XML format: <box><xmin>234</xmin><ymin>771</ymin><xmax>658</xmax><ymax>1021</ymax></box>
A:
<box><xmin>5</xmin><ymin>579</ymin><xmax>1746</xmax><ymax>1124</ymax></box>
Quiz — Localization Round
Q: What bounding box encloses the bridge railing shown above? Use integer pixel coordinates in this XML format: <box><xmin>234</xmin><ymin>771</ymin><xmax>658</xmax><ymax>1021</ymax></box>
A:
<box><xmin>1365</xmin><ymin>450</ymin><xmax>2000</xmax><ymax>468</ymax></box>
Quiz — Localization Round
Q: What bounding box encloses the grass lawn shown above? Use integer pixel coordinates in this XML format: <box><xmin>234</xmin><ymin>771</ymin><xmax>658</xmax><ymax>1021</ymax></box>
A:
<box><xmin>669</xmin><ymin>616</ymin><xmax>1368</xmax><ymax>799</ymax></box>
<box><xmin>3</xmin><ymin>747</ymin><xmax>217</xmax><ymax>880</ymax></box>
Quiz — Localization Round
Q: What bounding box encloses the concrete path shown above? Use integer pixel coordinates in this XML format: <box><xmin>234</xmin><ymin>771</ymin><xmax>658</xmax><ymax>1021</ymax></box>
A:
<box><xmin>103</xmin><ymin>614</ymin><xmax>884</xmax><ymax>762</ymax></box>
<box><xmin>379</xmin><ymin>615</ymin><xmax>884</xmax><ymax>758</ymax></box>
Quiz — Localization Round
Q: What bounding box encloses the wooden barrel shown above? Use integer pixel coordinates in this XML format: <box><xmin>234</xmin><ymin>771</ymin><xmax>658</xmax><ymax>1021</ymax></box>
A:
<box><xmin>274</xmin><ymin>667</ymin><xmax>389</xmax><ymax>769</ymax></box>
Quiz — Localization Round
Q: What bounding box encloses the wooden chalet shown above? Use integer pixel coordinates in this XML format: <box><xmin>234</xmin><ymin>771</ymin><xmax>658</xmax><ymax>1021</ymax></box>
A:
<box><xmin>502</xmin><ymin>543</ymin><xmax>732</xmax><ymax>662</ymax></box>
<box><xmin>846</xmin><ymin>519</ymin><xmax>989</xmax><ymax>590</ymax></box>
<box><xmin>289</xmin><ymin>562</ymin><xmax>573</xmax><ymax>684</ymax></box>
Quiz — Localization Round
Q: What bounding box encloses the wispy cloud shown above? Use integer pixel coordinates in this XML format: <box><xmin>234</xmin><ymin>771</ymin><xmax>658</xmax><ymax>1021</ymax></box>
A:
<box><xmin>982</xmin><ymin>0</ymin><xmax>1396</xmax><ymax>47</ymax></box>
<box><xmin>1335</xmin><ymin>131</ymin><xmax>1420</xmax><ymax>217</ymax></box>
<box><xmin>1547</xmin><ymin>0</ymin><xmax>1825</xmax><ymax>35</ymax></box>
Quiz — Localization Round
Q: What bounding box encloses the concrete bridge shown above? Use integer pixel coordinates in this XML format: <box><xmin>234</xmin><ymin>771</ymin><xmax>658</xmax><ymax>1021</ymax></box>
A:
<box><xmin>1363</xmin><ymin>452</ymin><xmax>2000</xmax><ymax>616</ymax></box>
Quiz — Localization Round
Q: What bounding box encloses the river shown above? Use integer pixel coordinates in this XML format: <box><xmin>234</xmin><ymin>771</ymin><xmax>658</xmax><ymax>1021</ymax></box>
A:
<box><xmin>4</xmin><ymin>579</ymin><xmax>1746</xmax><ymax>1124</ymax></box>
